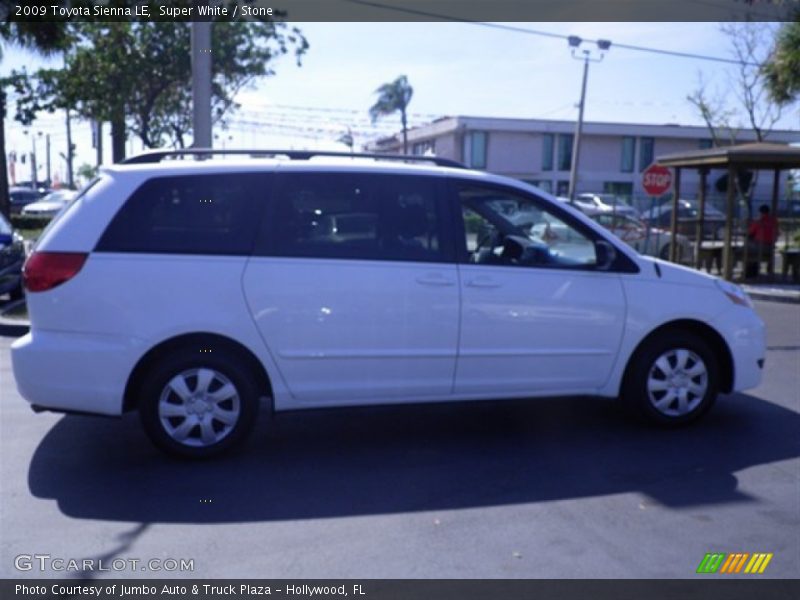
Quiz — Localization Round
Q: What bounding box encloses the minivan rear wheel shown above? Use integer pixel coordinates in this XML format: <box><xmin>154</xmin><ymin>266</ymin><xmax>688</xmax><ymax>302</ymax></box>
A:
<box><xmin>138</xmin><ymin>350</ymin><xmax>260</xmax><ymax>458</ymax></box>
<box><xmin>622</xmin><ymin>331</ymin><xmax>719</xmax><ymax>426</ymax></box>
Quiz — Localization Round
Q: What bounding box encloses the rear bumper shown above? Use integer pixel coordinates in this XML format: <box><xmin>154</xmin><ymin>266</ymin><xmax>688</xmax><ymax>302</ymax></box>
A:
<box><xmin>11</xmin><ymin>329</ymin><xmax>145</xmax><ymax>416</ymax></box>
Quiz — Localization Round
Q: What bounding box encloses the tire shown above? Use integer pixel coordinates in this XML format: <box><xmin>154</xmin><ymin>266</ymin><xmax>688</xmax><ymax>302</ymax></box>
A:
<box><xmin>9</xmin><ymin>284</ymin><xmax>23</xmax><ymax>302</ymax></box>
<box><xmin>622</xmin><ymin>330</ymin><xmax>719</xmax><ymax>426</ymax></box>
<box><xmin>138</xmin><ymin>347</ymin><xmax>260</xmax><ymax>458</ymax></box>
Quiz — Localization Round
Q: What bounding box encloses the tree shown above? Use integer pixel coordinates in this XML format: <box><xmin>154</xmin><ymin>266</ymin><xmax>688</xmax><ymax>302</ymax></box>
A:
<box><xmin>687</xmin><ymin>23</ymin><xmax>789</xmax><ymax>218</ymax></box>
<box><xmin>130</xmin><ymin>21</ymin><xmax>308</xmax><ymax>149</ymax></box>
<box><xmin>369</xmin><ymin>75</ymin><xmax>413</xmax><ymax>154</ymax></box>
<box><xmin>763</xmin><ymin>20</ymin><xmax>800</xmax><ymax>105</ymax></box>
<box><xmin>22</xmin><ymin>20</ymin><xmax>308</xmax><ymax>160</ymax></box>
<box><xmin>0</xmin><ymin>23</ymin><xmax>68</xmax><ymax>217</ymax></box>
<box><xmin>76</xmin><ymin>163</ymin><xmax>98</xmax><ymax>184</ymax></box>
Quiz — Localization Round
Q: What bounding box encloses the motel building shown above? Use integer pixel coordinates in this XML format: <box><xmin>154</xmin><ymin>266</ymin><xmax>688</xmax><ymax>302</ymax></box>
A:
<box><xmin>368</xmin><ymin>116</ymin><xmax>800</xmax><ymax>209</ymax></box>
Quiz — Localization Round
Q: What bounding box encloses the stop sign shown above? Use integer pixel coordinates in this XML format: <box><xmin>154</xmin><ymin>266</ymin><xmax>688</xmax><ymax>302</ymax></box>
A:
<box><xmin>642</xmin><ymin>163</ymin><xmax>673</xmax><ymax>196</ymax></box>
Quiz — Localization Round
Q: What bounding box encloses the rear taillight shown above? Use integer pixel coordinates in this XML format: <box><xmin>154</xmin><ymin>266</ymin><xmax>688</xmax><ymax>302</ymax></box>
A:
<box><xmin>23</xmin><ymin>251</ymin><xmax>88</xmax><ymax>292</ymax></box>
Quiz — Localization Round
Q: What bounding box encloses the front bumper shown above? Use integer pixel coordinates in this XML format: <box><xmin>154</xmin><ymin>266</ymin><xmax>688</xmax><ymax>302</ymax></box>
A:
<box><xmin>713</xmin><ymin>305</ymin><xmax>766</xmax><ymax>393</ymax></box>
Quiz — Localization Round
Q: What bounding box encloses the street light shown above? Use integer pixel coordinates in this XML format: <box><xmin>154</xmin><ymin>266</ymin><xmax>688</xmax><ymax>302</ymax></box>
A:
<box><xmin>566</xmin><ymin>37</ymin><xmax>610</xmax><ymax>203</ymax></box>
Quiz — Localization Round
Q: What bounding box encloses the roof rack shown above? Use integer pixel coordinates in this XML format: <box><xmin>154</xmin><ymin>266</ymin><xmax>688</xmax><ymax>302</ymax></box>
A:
<box><xmin>121</xmin><ymin>148</ymin><xmax>466</xmax><ymax>169</ymax></box>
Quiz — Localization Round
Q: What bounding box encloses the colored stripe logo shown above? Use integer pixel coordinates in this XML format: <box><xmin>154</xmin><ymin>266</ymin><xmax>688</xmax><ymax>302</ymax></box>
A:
<box><xmin>697</xmin><ymin>553</ymin><xmax>773</xmax><ymax>574</ymax></box>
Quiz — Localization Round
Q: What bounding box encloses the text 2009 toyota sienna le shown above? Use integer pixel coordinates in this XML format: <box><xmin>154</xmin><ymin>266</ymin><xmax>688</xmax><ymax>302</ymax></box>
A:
<box><xmin>11</xmin><ymin>150</ymin><xmax>765</xmax><ymax>458</ymax></box>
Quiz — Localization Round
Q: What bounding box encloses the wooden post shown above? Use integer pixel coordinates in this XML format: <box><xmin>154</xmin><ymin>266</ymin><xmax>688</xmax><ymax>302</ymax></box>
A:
<box><xmin>741</xmin><ymin>169</ymin><xmax>750</xmax><ymax>280</ymax></box>
<box><xmin>695</xmin><ymin>168</ymin><xmax>707</xmax><ymax>269</ymax></box>
<box><xmin>723</xmin><ymin>166</ymin><xmax>736</xmax><ymax>281</ymax></box>
<box><xmin>669</xmin><ymin>168</ymin><xmax>681</xmax><ymax>262</ymax></box>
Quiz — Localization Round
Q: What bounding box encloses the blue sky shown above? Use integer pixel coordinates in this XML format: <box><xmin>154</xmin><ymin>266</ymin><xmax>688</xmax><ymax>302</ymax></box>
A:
<box><xmin>1</xmin><ymin>21</ymin><xmax>798</xmax><ymax>184</ymax></box>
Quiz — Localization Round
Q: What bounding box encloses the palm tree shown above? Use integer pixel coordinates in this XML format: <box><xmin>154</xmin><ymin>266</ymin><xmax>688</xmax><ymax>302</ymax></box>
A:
<box><xmin>0</xmin><ymin>23</ymin><xmax>69</xmax><ymax>217</ymax></box>
<box><xmin>369</xmin><ymin>75</ymin><xmax>413</xmax><ymax>154</ymax></box>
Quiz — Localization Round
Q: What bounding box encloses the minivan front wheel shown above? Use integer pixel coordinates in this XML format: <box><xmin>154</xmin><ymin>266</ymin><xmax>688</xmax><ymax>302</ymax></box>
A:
<box><xmin>138</xmin><ymin>352</ymin><xmax>260</xmax><ymax>458</ymax></box>
<box><xmin>623</xmin><ymin>331</ymin><xmax>719</xmax><ymax>426</ymax></box>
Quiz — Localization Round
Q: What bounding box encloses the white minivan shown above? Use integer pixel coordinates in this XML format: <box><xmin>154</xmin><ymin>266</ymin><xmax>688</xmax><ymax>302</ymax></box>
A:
<box><xmin>11</xmin><ymin>151</ymin><xmax>765</xmax><ymax>458</ymax></box>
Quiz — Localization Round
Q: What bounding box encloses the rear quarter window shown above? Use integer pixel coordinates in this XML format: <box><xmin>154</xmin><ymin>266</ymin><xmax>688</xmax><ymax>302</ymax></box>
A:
<box><xmin>95</xmin><ymin>173</ymin><xmax>264</xmax><ymax>255</ymax></box>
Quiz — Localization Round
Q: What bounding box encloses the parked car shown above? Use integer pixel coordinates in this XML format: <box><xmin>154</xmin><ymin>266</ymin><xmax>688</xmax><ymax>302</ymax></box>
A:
<box><xmin>9</xmin><ymin>186</ymin><xmax>47</xmax><ymax>215</ymax></box>
<box><xmin>21</xmin><ymin>189</ymin><xmax>78</xmax><ymax>219</ymax></box>
<box><xmin>12</xmin><ymin>151</ymin><xmax>765</xmax><ymax>458</ymax></box>
<box><xmin>575</xmin><ymin>193</ymin><xmax>640</xmax><ymax>218</ymax></box>
<box><xmin>590</xmin><ymin>212</ymin><xmax>694</xmax><ymax>263</ymax></box>
<box><xmin>642</xmin><ymin>199</ymin><xmax>727</xmax><ymax>240</ymax></box>
<box><xmin>0</xmin><ymin>212</ymin><xmax>25</xmax><ymax>300</ymax></box>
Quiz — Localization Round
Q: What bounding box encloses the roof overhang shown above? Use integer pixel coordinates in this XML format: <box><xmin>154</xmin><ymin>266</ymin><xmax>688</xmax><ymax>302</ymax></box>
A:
<box><xmin>657</xmin><ymin>143</ymin><xmax>800</xmax><ymax>170</ymax></box>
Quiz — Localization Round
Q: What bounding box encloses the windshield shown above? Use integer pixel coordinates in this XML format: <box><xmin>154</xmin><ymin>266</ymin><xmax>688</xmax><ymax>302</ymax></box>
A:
<box><xmin>41</xmin><ymin>190</ymin><xmax>77</xmax><ymax>203</ymax></box>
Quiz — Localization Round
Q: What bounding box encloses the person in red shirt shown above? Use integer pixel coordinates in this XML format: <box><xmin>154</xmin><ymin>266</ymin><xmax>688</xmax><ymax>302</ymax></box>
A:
<box><xmin>747</xmin><ymin>204</ymin><xmax>780</xmax><ymax>277</ymax></box>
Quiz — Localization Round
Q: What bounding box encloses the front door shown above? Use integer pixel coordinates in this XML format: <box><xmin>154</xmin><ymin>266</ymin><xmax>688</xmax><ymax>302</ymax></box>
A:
<box><xmin>453</xmin><ymin>182</ymin><xmax>627</xmax><ymax>396</ymax></box>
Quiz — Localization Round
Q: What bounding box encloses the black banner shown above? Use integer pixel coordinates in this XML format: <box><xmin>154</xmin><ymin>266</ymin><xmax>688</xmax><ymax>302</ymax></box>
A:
<box><xmin>3</xmin><ymin>0</ymin><xmax>797</xmax><ymax>23</ymax></box>
<box><xmin>3</xmin><ymin>579</ymin><xmax>800</xmax><ymax>600</ymax></box>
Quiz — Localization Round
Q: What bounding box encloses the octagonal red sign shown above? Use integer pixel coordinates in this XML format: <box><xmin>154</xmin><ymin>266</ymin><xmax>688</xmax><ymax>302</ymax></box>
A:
<box><xmin>642</xmin><ymin>164</ymin><xmax>673</xmax><ymax>196</ymax></box>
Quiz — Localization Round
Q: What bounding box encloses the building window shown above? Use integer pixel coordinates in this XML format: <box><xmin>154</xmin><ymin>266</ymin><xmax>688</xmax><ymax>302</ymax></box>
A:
<box><xmin>557</xmin><ymin>134</ymin><xmax>573</xmax><ymax>171</ymax></box>
<box><xmin>603</xmin><ymin>182</ymin><xmax>633</xmax><ymax>199</ymax></box>
<box><xmin>621</xmin><ymin>137</ymin><xmax>636</xmax><ymax>173</ymax></box>
<box><xmin>463</xmin><ymin>131</ymin><xmax>488</xmax><ymax>169</ymax></box>
<box><xmin>412</xmin><ymin>140</ymin><xmax>436</xmax><ymax>156</ymax></box>
<box><xmin>699</xmin><ymin>138</ymin><xmax>713</xmax><ymax>149</ymax></box>
<box><xmin>639</xmin><ymin>137</ymin><xmax>654</xmax><ymax>172</ymax></box>
<box><xmin>556</xmin><ymin>181</ymin><xmax>570</xmax><ymax>197</ymax></box>
<box><xmin>542</xmin><ymin>134</ymin><xmax>554</xmax><ymax>171</ymax></box>
<box><xmin>524</xmin><ymin>179</ymin><xmax>553</xmax><ymax>194</ymax></box>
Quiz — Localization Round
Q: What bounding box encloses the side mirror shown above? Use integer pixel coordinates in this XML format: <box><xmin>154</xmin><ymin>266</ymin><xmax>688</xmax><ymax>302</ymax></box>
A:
<box><xmin>595</xmin><ymin>240</ymin><xmax>617</xmax><ymax>271</ymax></box>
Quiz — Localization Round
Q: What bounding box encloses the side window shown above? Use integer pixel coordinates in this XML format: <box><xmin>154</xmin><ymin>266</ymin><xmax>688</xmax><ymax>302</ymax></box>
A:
<box><xmin>263</xmin><ymin>173</ymin><xmax>445</xmax><ymax>263</ymax></box>
<box><xmin>458</xmin><ymin>184</ymin><xmax>597</xmax><ymax>269</ymax></box>
<box><xmin>96</xmin><ymin>173</ymin><xmax>263</xmax><ymax>255</ymax></box>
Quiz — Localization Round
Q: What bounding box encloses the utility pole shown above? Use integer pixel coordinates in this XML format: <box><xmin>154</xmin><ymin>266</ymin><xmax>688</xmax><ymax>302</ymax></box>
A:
<box><xmin>65</xmin><ymin>108</ymin><xmax>74</xmax><ymax>187</ymax></box>
<box><xmin>566</xmin><ymin>36</ymin><xmax>610</xmax><ymax>203</ymax></box>
<box><xmin>63</xmin><ymin>51</ymin><xmax>75</xmax><ymax>187</ymax></box>
<box><xmin>191</xmin><ymin>21</ymin><xmax>213</xmax><ymax>148</ymax></box>
<box><xmin>95</xmin><ymin>120</ymin><xmax>103</xmax><ymax>166</ymax></box>
<box><xmin>45</xmin><ymin>134</ymin><xmax>51</xmax><ymax>186</ymax></box>
<box><xmin>27</xmin><ymin>131</ymin><xmax>38</xmax><ymax>189</ymax></box>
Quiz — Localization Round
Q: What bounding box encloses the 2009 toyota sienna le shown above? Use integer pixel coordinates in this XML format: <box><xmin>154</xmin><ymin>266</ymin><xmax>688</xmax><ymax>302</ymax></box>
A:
<box><xmin>11</xmin><ymin>150</ymin><xmax>766</xmax><ymax>458</ymax></box>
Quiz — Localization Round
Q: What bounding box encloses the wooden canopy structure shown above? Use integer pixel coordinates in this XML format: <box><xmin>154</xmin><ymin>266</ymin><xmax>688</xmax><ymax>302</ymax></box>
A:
<box><xmin>656</xmin><ymin>143</ymin><xmax>800</xmax><ymax>280</ymax></box>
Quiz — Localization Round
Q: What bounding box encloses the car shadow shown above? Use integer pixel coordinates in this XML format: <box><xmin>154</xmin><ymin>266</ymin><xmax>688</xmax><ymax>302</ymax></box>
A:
<box><xmin>27</xmin><ymin>393</ymin><xmax>800</xmax><ymax>524</ymax></box>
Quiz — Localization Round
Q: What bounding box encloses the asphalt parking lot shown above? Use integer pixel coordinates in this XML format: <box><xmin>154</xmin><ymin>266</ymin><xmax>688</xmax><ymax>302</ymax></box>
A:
<box><xmin>1</xmin><ymin>300</ymin><xmax>798</xmax><ymax>580</ymax></box>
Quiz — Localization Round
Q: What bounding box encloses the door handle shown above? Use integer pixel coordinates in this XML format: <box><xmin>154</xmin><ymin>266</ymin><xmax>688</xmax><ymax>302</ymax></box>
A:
<box><xmin>465</xmin><ymin>277</ymin><xmax>502</xmax><ymax>289</ymax></box>
<box><xmin>416</xmin><ymin>274</ymin><xmax>456</xmax><ymax>287</ymax></box>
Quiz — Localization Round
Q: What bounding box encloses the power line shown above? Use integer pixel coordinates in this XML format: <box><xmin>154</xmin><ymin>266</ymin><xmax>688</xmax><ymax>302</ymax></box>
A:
<box><xmin>341</xmin><ymin>0</ymin><xmax>764</xmax><ymax>67</ymax></box>
<box><xmin>245</xmin><ymin>101</ymin><xmax>443</xmax><ymax>121</ymax></box>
